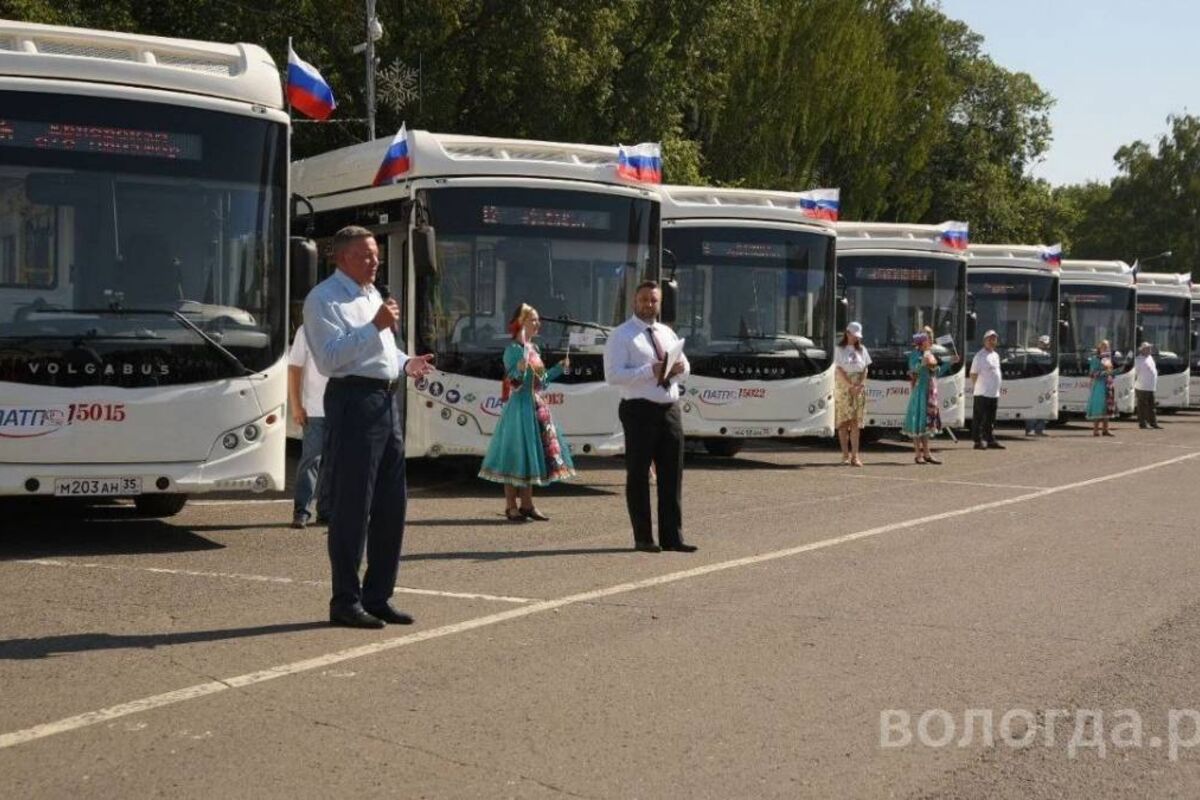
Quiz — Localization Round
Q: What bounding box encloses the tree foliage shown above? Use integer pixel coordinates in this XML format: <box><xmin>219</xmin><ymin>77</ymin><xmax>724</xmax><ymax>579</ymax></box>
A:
<box><xmin>3</xmin><ymin>0</ymin><xmax>1191</xmax><ymax>271</ymax></box>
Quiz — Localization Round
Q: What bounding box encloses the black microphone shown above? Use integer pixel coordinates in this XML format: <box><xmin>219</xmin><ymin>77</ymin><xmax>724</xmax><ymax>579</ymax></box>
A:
<box><xmin>378</xmin><ymin>284</ymin><xmax>397</xmax><ymax>332</ymax></box>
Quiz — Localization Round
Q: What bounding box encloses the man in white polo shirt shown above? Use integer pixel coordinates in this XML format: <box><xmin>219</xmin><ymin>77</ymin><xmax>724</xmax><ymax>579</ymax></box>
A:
<box><xmin>1134</xmin><ymin>341</ymin><xmax>1161</xmax><ymax>429</ymax></box>
<box><xmin>970</xmin><ymin>329</ymin><xmax>1004</xmax><ymax>450</ymax></box>
<box><xmin>289</xmin><ymin>324</ymin><xmax>331</xmax><ymax>529</ymax></box>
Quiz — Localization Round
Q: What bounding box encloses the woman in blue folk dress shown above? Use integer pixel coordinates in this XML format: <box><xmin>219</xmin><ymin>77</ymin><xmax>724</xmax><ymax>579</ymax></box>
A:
<box><xmin>902</xmin><ymin>328</ymin><xmax>959</xmax><ymax>464</ymax></box>
<box><xmin>1086</xmin><ymin>338</ymin><xmax>1117</xmax><ymax>437</ymax></box>
<box><xmin>479</xmin><ymin>303</ymin><xmax>576</xmax><ymax>521</ymax></box>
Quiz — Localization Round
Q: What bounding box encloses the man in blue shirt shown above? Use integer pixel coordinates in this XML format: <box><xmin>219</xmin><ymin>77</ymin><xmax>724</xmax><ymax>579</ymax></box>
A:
<box><xmin>303</xmin><ymin>225</ymin><xmax>434</xmax><ymax>629</ymax></box>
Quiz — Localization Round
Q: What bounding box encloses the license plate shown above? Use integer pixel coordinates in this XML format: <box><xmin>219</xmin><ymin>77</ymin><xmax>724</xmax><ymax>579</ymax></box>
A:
<box><xmin>54</xmin><ymin>477</ymin><xmax>142</xmax><ymax>497</ymax></box>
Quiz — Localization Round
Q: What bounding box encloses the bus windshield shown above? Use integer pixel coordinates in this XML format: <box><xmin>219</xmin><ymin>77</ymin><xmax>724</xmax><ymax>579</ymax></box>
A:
<box><xmin>1138</xmin><ymin>295</ymin><xmax>1191</xmax><ymax>372</ymax></box>
<box><xmin>417</xmin><ymin>186</ymin><xmax>658</xmax><ymax>376</ymax></box>
<box><xmin>663</xmin><ymin>225</ymin><xmax>833</xmax><ymax>364</ymax></box>
<box><xmin>0</xmin><ymin>92</ymin><xmax>287</xmax><ymax>387</ymax></box>
<box><xmin>967</xmin><ymin>272</ymin><xmax>1058</xmax><ymax>374</ymax></box>
<box><xmin>1059</xmin><ymin>284</ymin><xmax>1136</xmax><ymax>375</ymax></box>
<box><xmin>837</xmin><ymin>255</ymin><xmax>965</xmax><ymax>359</ymax></box>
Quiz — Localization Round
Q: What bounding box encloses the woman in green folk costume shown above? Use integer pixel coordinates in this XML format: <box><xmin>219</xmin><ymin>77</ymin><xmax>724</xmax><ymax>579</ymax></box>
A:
<box><xmin>1086</xmin><ymin>338</ymin><xmax>1117</xmax><ymax>437</ymax></box>
<box><xmin>902</xmin><ymin>328</ymin><xmax>960</xmax><ymax>464</ymax></box>
<box><xmin>479</xmin><ymin>303</ymin><xmax>576</xmax><ymax>520</ymax></box>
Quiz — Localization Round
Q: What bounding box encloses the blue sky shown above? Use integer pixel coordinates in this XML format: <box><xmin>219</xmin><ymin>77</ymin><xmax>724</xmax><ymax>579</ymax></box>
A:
<box><xmin>937</xmin><ymin>0</ymin><xmax>1199</xmax><ymax>186</ymax></box>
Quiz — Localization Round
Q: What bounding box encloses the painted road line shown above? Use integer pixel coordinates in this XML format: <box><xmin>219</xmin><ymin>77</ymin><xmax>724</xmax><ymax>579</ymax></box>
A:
<box><xmin>2</xmin><ymin>449</ymin><xmax>1197</xmax><ymax>751</ymax></box>
<box><xmin>11</xmin><ymin>559</ymin><xmax>538</xmax><ymax>605</ymax></box>
<box><xmin>840</xmin><ymin>474</ymin><xmax>1042</xmax><ymax>491</ymax></box>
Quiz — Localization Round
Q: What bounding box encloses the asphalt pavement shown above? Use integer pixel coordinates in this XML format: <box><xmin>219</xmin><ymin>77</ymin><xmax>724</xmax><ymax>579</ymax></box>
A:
<box><xmin>3</xmin><ymin>415</ymin><xmax>1200</xmax><ymax>799</ymax></box>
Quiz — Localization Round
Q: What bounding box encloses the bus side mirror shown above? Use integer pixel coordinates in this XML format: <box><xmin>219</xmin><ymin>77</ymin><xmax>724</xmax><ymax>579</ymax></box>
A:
<box><xmin>1192</xmin><ymin>330</ymin><xmax>1199</xmax><ymax>351</ymax></box>
<box><xmin>412</xmin><ymin>224</ymin><xmax>439</xmax><ymax>278</ymax></box>
<box><xmin>289</xmin><ymin>237</ymin><xmax>319</xmax><ymax>298</ymax></box>
<box><xmin>1059</xmin><ymin>319</ymin><xmax>1071</xmax><ymax>332</ymax></box>
<box><xmin>660</xmin><ymin>278</ymin><xmax>678</xmax><ymax>325</ymax></box>
<box><xmin>1136</xmin><ymin>323</ymin><xmax>1145</xmax><ymax>340</ymax></box>
<box><xmin>966</xmin><ymin>311</ymin><xmax>978</xmax><ymax>341</ymax></box>
<box><xmin>836</xmin><ymin>296</ymin><xmax>848</xmax><ymax>332</ymax></box>
<box><xmin>661</xmin><ymin>248</ymin><xmax>679</xmax><ymax>279</ymax></box>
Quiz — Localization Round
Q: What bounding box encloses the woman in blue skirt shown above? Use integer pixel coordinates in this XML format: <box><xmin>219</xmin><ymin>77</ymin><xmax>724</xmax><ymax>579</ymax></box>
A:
<box><xmin>902</xmin><ymin>328</ymin><xmax>959</xmax><ymax>464</ymax></box>
<box><xmin>1086</xmin><ymin>339</ymin><xmax>1116</xmax><ymax>437</ymax></box>
<box><xmin>479</xmin><ymin>303</ymin><xmax>576</xmax><ymax>521</ymax></box>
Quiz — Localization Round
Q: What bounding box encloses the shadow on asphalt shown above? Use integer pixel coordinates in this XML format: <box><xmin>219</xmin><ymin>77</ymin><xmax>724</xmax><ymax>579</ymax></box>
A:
<box><xmin>0</xmin><ymin>501</ymin><xmax>224</xmax><ymax>560</ymax></box>
<box><xmin>0</xmin><ymin>621</ymin><xmax>328</xmax><ymax>660</ymax></box>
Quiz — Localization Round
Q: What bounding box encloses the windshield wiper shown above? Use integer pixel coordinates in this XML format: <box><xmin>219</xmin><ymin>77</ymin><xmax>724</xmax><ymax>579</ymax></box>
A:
<box><xmin>49</xmin><ymin>308</ymin><xmax>253</xmax><ymax>376</ymax></box>
<box><xmin>542</xmin><ymin>315</ymin><xmax>612</xmax><ymax>333</ymax></box>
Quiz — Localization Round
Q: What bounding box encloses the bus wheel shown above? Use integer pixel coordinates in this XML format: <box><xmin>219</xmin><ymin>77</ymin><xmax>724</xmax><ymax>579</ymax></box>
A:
<box><xmin>703</xmin><ymin>438</ymin><xmax>744</xmax><ymax>457</ymax></box>
<box><xmin>134</xmin><ymin>494</ymin><xmax>188</xmax><ymax>517</ymax></box>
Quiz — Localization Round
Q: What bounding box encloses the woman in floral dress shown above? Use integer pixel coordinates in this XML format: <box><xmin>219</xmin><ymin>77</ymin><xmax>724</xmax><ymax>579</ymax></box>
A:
<box><xmin>479</xmin><ymin>303</ymin><xmax>576</xmax><ymax>520</ymax></box>
<box><xmin>902</xmin><ymin>328</ymin><xmax>959</xmax><ymax>464</ymax></box>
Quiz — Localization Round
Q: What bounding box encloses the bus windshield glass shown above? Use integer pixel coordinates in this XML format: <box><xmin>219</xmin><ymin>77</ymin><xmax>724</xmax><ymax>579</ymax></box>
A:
<box><xmin>1059</xmin><ymin>284</ymin><xmax>1136</xmax><ymax>375</ymax></box>
<box><xmin>837</xmin><ymin>255</ymin><xmax>965</xmax><ymax>359</ymax></box>
<box><xmin>663</xmin><ymin>225</ymin><xmax>833</xmax><ymax>363</ymax></box>
<box><xmin>417</xmin><ymin>186</ymin><xmax>658</xmax><ymax>375</ymax></box>
<box><xmin>1137</xmin><ymin>295</ymin><xmax>1191</xmax><ymax>371</ymax></box>
<box><xmin>0</xmin><ymin>92</ymin><xmax>287</xmax><ymax>387</ymax></box>
<box><xmin>967</xmin><ymin>272</ymin><xmax>1058</xmax><ymax>374</ymax></box>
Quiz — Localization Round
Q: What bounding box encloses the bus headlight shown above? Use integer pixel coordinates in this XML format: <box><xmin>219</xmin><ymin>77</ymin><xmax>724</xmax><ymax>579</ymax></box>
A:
<box><xmin>243</xmin><ymin>424</ymin><xmax>260</xmax><ymax>442</ymax></box>
<box><xmin>808</xmin><ymin>404</ymin><xmax>817</xmax><ymax>414</ymax></box>
<box><xmin>222</xmin><ymin>432</ymin><xmax>239</xmax><ymax>450</ymax></box>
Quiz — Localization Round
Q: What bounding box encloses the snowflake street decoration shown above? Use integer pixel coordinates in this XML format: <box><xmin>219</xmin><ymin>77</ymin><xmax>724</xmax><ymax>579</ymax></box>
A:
<box><xmin>378</xmin><ymin>59</ymin><xmax>419</xmax><ymax>113</ymax></box>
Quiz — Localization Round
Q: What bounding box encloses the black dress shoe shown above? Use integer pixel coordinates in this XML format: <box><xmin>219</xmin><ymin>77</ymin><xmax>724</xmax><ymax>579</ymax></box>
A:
<box><xmin>634</xmin><ymin>542</ymin><xmax>662</xmax><ymax>553</ymax></box>
<box><xmin>291</xmin><ymin>512</ymin><xmax>308</xmax><ymax>530</ymax></box>
<box><xmin>330</xmin><ymin>606</ymin><xmax>385</xmax><ymax>629</ymax></box>
<box><xmin>661</xmin><ymin>542</ymin><xmax>698</xmax><ymax>553</ymax></box>
<box><xmin>363</xmin><ymin>603</ymin><xmax>415</xmax><ymax>625</ymax></box>
<box><xmin>987</xmin><ymin>441</ymin><xmax>1006</xmax><ymax>450</ymax></box>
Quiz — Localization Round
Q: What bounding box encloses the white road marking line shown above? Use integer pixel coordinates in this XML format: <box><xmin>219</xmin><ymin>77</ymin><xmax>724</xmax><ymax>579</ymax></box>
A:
<box><xmin>840</xmin><ymin>474</ymin><xmax>1041</xmax><ymax>491</ymax></box>
<box><xmin>10</xmin><ymin>559</ymin><xmax>537</xmax><ymax>605</ymax></box>
<box><xmin>2</xmin><ymin>449</ymin><xmax>1197</xmax><ymax>751</ymax></box>
<box><xmin>189</xmin><ymin>499</ymin><xmax>292</xmax><ymax>506</ymax></box>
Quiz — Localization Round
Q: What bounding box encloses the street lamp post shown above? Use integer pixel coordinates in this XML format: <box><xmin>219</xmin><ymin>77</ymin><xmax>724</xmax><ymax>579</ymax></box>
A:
<box><xmin>353</xmin><ymin>0</ymin><xmax>384</xmax><ymax>140</ymax></box>
<box><xmin>1137</xmin><ymin>250</ymin><xmax>1173</xmax><ymax>269</ymax></box>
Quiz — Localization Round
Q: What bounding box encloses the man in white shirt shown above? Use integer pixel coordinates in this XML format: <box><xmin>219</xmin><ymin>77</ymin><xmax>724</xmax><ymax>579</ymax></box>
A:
<box><xmin>289</xmin><ymin>324</ymin><xmax>331</xmax><ymax>529</ymax></box>
<box><xmin>1134</xmin><ymin>342</ymin><xmax>1161</xmax><ymax>429</ymax></box>
<box><xmin>303</xmin><ymin>226</ymin><xmax>435</xmax><ymax>630</ymax></box>
<box><xmin>969</xmin><ymin>329</ymin><xmax>1004</xmax><ymax>450</ymax></box>
<box><xmin>603</xmin><ymin>281</ymin><xmax>695</xmax><ymax>553</ymax></box>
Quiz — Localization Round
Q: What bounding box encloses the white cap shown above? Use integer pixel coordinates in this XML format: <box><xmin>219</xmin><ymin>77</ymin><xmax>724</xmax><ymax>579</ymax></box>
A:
<box><xmin>846</xmin><ymin>321</ymin><xmax>863</xmax><ymax>337</ymax></box>
<box><xmin>983</xmin><ymin>329</ymin><xmax>998</xmax><ymax>339</ymax></box>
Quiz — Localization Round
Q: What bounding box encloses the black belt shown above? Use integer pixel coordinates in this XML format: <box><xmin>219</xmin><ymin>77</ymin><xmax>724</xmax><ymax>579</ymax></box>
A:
<box><xmin>330</xmin><ymin>375</ymin><xmax>401</xmax><ymax>393</ymax></box>
<box><xmin>621</xmin><ymin>398</ymin><xmax>676</xmax><ymax>409</ymax></box>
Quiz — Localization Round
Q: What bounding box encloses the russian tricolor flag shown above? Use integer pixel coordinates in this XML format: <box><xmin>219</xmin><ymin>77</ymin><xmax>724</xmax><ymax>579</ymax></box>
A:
<box><xmin>286</xmin><ymin>46</ymin><xmax>336</xmax><ymax>121</ymax></box>
<box><xmin>939</xmin><ymin>221</ymin><xmax>969</xmax><ymax>250</ymax></box>
<box><xmin>616</xmin><ymin>142</ymin><xmax>662</xmax><ymax>184</ymax></box>
<box><xmin>1041</xmin><ymin>243</ymin><xmax>1063</xmax><ymax>267</ymax></box>
<box><xmin>797</xmin><ymin>188</ymin><xmax>840</xmax><ymax>221</ymax></box>
<box><xmin>373</xmin><ymin>123</ymin><xmax>412</xmax><ymax>186</ymax></box>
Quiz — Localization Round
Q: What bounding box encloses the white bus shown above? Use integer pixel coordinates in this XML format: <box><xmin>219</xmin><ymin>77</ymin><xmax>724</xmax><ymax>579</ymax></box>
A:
<box><xmin>1191</xmin><ymin>282</ymin><xmax>1200</xmax><ymax>407</ymax></box>
<box><xmin>963</xmin><ymin>244</ymin><xmax>1060</xmax><ymax>424</ymax></box>
<box><xmin>0</xmin><ymin>22</ymin><xmax>296</xmax><ymax>515</ymax></box>
<box><xmin>1058</xmin><ymin>260</ymin><xmax>1137</xmax><ymax>416</ymax></box>
<box><xmin>659</xmin><ymin>185</ymin><xmax>836</xmax><ymax>456</ymax></box>
<box><xmin>291</xmin><ymin>131</ymin><xmax>662</xmax><ymax>458</ymax></box>
<box><xmin>835</xmin><ymin>223</ymin><xmax>969</xmax><ymax>431</ymax></box>
<box><xmin>1134</xmin><ymin>272</ymin><xmax>1192</xmax><ymax>410</ymax></box>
